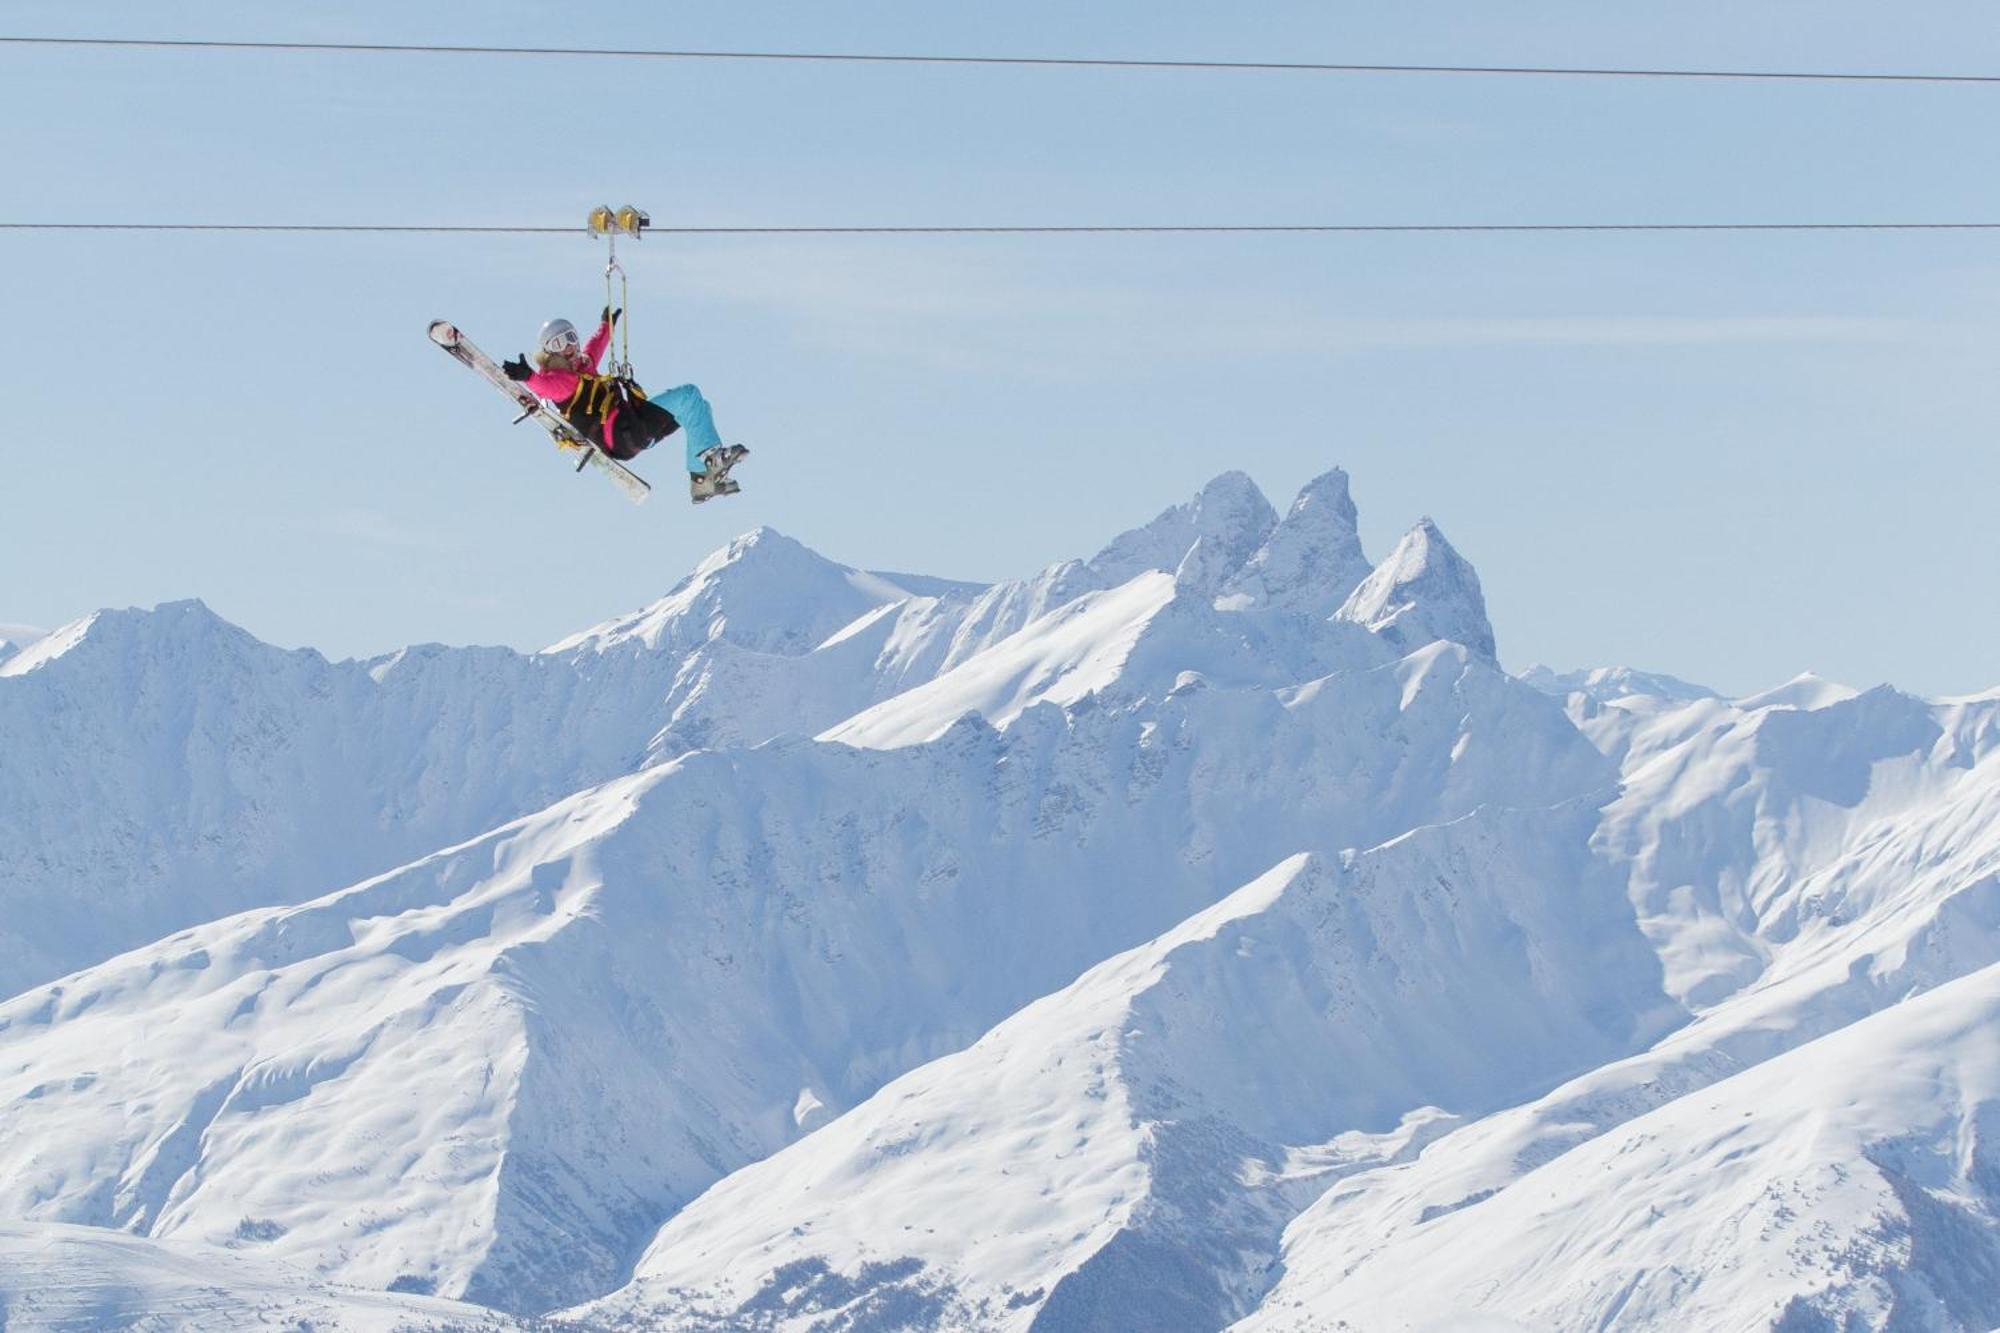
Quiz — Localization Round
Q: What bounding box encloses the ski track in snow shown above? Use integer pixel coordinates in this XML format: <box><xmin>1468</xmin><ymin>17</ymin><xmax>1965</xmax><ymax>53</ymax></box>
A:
<box><xmin>0</xmin><ymin>465</ymin><xmax>1996</xmax><ymax>1331</ymax></box>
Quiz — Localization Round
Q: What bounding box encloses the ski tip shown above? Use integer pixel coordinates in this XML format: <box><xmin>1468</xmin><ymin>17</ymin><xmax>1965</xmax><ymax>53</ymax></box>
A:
<box><xmin>427</xmin><ymin>320</ymin><xmax>460</xmax><ymax>348</ymax></box>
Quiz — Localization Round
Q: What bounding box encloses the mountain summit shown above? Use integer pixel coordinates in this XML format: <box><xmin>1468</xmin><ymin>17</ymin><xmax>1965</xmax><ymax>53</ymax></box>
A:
<box><xmin>544</xmin><ymin>525</ymin><xmax>946</xmax><ymax>658</ymax></box>
<box><xmin>1219</xmin><ymin>467</ymin><xmax>1372</xmax><ymax>617</ymax></box>
<box><xmin>1084</xmin><ymin>469</ymin><xmax>1279</xmax><ymax>590</ymax></box>
<box><xmin>1336</xmin><ymin>515</ymin><xmax>1498</xmax><ymax>660</ymax></box>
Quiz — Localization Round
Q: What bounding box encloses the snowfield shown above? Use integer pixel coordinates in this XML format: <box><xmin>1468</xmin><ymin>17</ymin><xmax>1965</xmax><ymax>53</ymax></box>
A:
<box><xmin>0</xmin><ymin>1220</ymin><xmax>530</xmax><ymax>1331</ymax></box>
<box><xmin>0</xmin><ymin>466</ymin><xmax>1994</xmax><ymax>1331</ymax></box>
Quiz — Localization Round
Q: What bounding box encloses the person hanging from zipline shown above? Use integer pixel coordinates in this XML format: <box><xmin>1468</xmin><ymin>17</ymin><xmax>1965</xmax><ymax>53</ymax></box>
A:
<box><xmin>502</xmin><ymin>307</ymin><xmax>746</xmax><ymax>501</ymax></box>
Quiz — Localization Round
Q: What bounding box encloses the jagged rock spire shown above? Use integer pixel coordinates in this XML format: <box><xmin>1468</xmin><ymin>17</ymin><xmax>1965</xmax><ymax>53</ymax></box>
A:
<box><xmin>1218</xmin><ymin>467</ymin><xmax>1372</xmax><ymax>617</ymax></box>
<box><xmin>1086</xmin><ymin>471</ymin><xmax>1278</xmax><ymax>590</ymax></box>
<box><xmin>1335</xmin><ymin>517</ymin><xmax>1497</xmax><ymax>660</ymax></box>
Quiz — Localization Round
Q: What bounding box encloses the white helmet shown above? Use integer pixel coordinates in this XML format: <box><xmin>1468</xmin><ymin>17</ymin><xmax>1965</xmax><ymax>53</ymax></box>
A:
<box><xmin>537</xmin><ymin>318</ymin><xmax>581</xmax><ymax>359</ymax></box>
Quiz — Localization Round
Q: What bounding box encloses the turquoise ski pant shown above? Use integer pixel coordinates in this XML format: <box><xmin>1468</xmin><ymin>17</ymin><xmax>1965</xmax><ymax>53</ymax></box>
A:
<box><xmin>651</xmin><ymin>384</ymin><xmax>723</xmax><ymax>473</ymax></box>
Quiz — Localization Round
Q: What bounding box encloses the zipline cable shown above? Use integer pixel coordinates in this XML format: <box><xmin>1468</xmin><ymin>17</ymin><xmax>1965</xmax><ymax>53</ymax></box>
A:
<box><xmin>7</xmin><ymin>221</ymin><xmax>2000</xmax><ymax>236</ymax></box>
<box><xmin>7</xmin><ymin>34</ymin><xmax>2000</xmax><ymax>86</ymax></box>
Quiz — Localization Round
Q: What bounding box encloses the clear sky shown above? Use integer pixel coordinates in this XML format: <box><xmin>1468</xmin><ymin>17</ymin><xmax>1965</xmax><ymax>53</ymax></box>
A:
<box><xmin>3</xmin><ymin>1</ymin><xmax>1996</xmax><ymax>696</ymax></box>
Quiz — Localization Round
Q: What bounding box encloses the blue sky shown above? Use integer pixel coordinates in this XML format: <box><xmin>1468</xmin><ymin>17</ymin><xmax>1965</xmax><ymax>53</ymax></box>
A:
<box><xmin>2</xmin><ymin>1</ymin><xmax>1997</xmax><ymax>695</ymax></box>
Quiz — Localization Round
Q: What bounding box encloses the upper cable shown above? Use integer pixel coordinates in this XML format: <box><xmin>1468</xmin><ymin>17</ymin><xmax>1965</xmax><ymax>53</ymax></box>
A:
<box><xmin>8</xmin><ymin>35</ymin><xmax>2000</xmax><ymax>86</ymax></box>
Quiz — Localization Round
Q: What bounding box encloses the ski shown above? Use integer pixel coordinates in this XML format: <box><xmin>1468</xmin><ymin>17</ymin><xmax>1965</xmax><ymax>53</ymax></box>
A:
<box><xmin>427</xmin><ymin>320</ymin><xmax>651</xmax><ymax>505</ymax></box>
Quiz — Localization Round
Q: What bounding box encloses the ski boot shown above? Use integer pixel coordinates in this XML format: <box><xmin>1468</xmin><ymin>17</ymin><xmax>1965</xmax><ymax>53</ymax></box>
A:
<box><xmin>690</xmin><ymin>473</ymin><xmax>742</xmax><ymax>503</ymax></box>
<box><xmin>698</xmin><ymin>444</ymin><xmax>749</xmax><ymax>481</ymax></box>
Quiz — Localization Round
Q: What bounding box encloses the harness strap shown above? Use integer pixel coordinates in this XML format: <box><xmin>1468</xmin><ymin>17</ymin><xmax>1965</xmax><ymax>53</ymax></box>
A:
<box><xmin>562</xmin><ymin>372</ymin><xmax>647</xmax><ymax>446</ymax></box>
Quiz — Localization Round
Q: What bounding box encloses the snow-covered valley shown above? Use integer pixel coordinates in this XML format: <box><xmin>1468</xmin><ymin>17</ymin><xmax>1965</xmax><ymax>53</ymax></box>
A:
<box><xmin>1</xmin><ymin>468</ymin><xmax>1994</xmax><ymax>1331</ymax></box>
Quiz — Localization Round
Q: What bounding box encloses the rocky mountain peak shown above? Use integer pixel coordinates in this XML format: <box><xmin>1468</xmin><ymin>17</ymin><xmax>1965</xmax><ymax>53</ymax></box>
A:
<box><xmin>1334</xmin><ymin>516</ymin><xmax>1496</xmax><ymax>661</ymax></box>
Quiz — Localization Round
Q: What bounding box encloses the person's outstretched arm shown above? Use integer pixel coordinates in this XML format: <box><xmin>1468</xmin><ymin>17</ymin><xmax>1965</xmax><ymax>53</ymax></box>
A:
<box><xmin>583</xmin><ymin>308</ymin><xmax>618</xmax><ymax>370</ymax></box>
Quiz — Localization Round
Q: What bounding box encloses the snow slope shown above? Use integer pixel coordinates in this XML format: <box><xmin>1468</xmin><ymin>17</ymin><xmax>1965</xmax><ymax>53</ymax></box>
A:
<box><xmin>823</xmin><ymin>572</ymin><xmax>1385</xmax><ymax>751</ymax></box>
<box><xmin>1234</xmin><ymin>692</ymin><xmax>2000</xmax><ymax>1332</ymax></box>
<box><xmin>0</xmin><ymin>1220</ymin><xmax>530</xmax><ymax>1331</ymax></box>
<box><xmin>1590</xmin><ymin>682</ymin><xmax>2000</xmax><ymax>1008</ymax></box>
<box><xmin>1242</xmin><ymin>960</ymin><xmax>2000</xmax><ymax>1332</ymax></box>
<box><xmin>582</xmin><ymin>802</ymin><xmax>1673</xmax><ymax>1332</ymax></box>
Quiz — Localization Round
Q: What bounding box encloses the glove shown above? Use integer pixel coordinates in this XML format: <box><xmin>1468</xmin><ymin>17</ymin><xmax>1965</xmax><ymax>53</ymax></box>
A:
<box><xmin>601</xmin><ymin>305</ymin><xmax>622</xmax><ymax>327</ymax></box>
<box><xmin>502</xmin><ymin>355</ymin><xmax>532</xmax><ymax>382</ymax></box>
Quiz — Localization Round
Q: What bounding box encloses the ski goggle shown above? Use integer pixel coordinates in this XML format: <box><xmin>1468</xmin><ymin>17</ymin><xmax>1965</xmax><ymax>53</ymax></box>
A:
<box><xmin>541</xmin><ymin>326</ymin><xmax>581</xmax><ymax>354</ymax></box>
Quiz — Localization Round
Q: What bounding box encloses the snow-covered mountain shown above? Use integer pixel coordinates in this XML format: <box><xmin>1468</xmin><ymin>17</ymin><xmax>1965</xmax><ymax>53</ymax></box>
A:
<box><xmin>1517</xmin><ymin>661</ymin><xmax>1718</xmax><ymax>707</ymax></box>
<box><xmin>0</xmin><ymin>528</ymin><xmax>984</xmax><ymax>996</ymax></box>
<box><xmin>0</xmin><ymin>635</ymin><xmax>1602</xmax><ymax>1313</ymax></box>
<box><xmin>1</xmin><ymin>466</ymin><xmax>1994</xmax><ymax>1332</ymax></box>
<box><xmin>0</xmin><ymin>473</ymin><xmax>1309</xmax><ymax>996</ymax></box>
